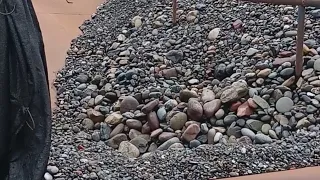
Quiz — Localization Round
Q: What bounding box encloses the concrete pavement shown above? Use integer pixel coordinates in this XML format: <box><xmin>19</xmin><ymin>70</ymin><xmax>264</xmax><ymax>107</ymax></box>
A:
<box><xmin>33</xmin><ymin>0</ymin><xmax>103</xmax><ymax>106</ymax></box>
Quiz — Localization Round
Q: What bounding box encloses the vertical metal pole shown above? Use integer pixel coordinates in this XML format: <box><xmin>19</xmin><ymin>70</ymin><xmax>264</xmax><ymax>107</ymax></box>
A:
<box><xmin>295</xmin><ymin>6</ymin><xmax>305</xmax><ymax>78</ymax></box>
<box><xmin>172</xmin><ymin>0</ymin><xmax>177</xmax><ymax>25</ymax></box>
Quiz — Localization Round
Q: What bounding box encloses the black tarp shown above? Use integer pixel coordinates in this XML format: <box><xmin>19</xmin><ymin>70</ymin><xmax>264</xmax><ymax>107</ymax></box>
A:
<box><xmin>0</xmin><ymin>0</ymin><xmax>51</xmax><ymax>179</ymax></box>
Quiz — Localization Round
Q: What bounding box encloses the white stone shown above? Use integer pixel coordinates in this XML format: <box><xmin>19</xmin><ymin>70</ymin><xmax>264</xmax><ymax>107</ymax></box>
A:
<box><xmin>208</xmin><ymin>28</ymin><xmax>220</xmax><ymax>41</ymax></box>
<box><xmin>44</xmin><ymin>172</ymin><xmax>53</xmax><ymax>180</ymax></box>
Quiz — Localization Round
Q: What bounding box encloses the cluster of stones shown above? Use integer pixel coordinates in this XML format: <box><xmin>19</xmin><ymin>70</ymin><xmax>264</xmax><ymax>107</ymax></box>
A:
<box><xmin>80</xmin><ymin>54</ymin><xmax>320</xmax><ymax>158</ymax></box>
<box><xmin>63</xmin><ymin>3</ymin><xmax>320</xmax><ymax>158</ymax></box>
<box><xmin>48</xmin><ymin>0</ymin><xmax>320</xmax><ymax>178</ymax></box>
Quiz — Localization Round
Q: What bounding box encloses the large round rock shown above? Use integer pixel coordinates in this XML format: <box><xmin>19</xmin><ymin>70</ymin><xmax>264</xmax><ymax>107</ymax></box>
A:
<box><xmin>276</xmin><ymin>97</ymin><xmax>294</xmax><ymax>113</ymax></box>
<box><xmin>118</xmin><ymin>141</ymin><xmax>140</xmax><ymax>158</ymax></box>
<box><xmin>181</xmin><ymin>124</ymin><xmax>200</xmax><ymax>142</ymax></box>
<box><xmin>120</xmin><ymin>96</ymin><xmax>139</xmax><ymax>113</ymax></box>
<box><xmin>170</xmin><ymin>112</ymin><xmax>188</xmax><ymax>130</ymax></box>
<box><xmin>187</xmin><ymin>99</ymin><xmax>203</xmax><ymax>121</ymax></box>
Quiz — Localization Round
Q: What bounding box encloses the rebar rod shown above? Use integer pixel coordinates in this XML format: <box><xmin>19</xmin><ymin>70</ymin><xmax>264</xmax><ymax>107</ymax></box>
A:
<box><xmin>295</xmin><ymin>6</ymin><xmax>305</xmax><ymax>77</ymax></box>
<box><xmin>172</xmin><ymin>0</ymin><xmax>177</xmax><ymax>25</ymax></box>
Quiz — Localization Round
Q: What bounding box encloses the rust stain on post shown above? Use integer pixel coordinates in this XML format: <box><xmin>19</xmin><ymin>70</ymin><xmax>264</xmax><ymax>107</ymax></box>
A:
<box><xmin>172</xmin><ymin>0</ymin><xmax>177</xmax><ymax>25</ymax></box>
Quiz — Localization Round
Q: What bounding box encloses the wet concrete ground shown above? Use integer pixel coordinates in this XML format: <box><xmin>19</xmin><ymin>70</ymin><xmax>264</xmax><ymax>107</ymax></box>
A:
<box><xmin>33</xmin><ymin>0</ymin><xmax>320</xmax><ymax>179</ymax></box>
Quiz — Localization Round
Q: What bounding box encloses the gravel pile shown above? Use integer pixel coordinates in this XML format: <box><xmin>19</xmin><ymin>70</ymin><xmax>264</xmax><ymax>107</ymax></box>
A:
<box><xmin>47</xmin><ymin>0</ymin><xmax>320</xmax><ymax>179</ymax></box>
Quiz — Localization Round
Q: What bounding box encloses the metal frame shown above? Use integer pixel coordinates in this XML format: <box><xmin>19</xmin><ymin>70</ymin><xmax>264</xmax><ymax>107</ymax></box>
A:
<box><xmin>172</xmin><ymin>0</ymin><xmax>320</xmax><ymax>78</ymax></box>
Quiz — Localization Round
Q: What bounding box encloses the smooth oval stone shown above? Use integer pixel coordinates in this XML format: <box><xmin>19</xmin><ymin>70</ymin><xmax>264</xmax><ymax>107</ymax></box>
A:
<box><xmin>241</xmin><ymin>128</ymin><xmax>255</xmax><ymax>140</ymax></box>
<box><xmin>254</xmin><ymin>134</ymin><xmax>272</xmax><ymax>144</ymax></box>
<box><xmin>189</xmin><ymin>139</ymin><xmax>201</xmax><ymax>148</ymax></box>
<box><xmin>157</xmin><ymin>107</ymin><xmax>167</xmax><ymax>122</ymax></box>
<box><xmin>157</xmin><ymin>137</ymin><xmax>180</xmax><ymax>151</ymax></box>
<box><xmin>223</xmin><ymin>115</ymin><xmax>238</xmax><ymax>125</ymax></box>
<box><xmin>181</xmin><ymin>124</ymin><xmax>200</xmax><ymax>142</ymax></box>
<box><xmin>169</xmin><ymin>112</ymin><xmax>188</xmax><ymax>130</ymax></box>
<box><xmin>252</xmin><ymin>95</ymin><xmax>270</xmax><ymax>109</ymax></box>
<box><xmin>269</xmin><ymin>129</ymin><xmax>278</xmax><ymax>139</ymax></box>
<box><xmin>314</xmin><ymin>58</ymin><xmax>320</xmax><ymax>71</ymax></box>
<box><xmin>276</xmin><ymin>97</ymin><xmax>294</xmax><ymax>113</ymax></box>
<box><xmin>213</xmin><ymin>132</ymin><xmax>223</xmax><ymax>143</ymax></box>
<box><xmin>246</xmin><ymin>119</ymin><xmax>264</xmax><ymax>132</ymax></box>
<box><xmin>261</xmin><ymin>124</ymin><xmax>271</xmax><ymax>135</ymax></box>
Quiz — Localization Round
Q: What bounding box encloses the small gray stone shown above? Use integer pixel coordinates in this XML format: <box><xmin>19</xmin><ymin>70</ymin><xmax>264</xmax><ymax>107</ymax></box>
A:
<box><xmin>223</xmin><ymin>115</ymin><xmax>238</xmax><ymax>125</ymax></box>
<box><xmin>157</xmin><ymin>137</ymin><xmax>180</xmax><ymax>150</ymax></box>
<box><xmin>92</xmin><ymin>131</ymin><xmax>101</xmax><ymax>142</ymax></box>
<box><xmin>227</xmin><ymin>126</ymin><xmax>242</xmax><ymax>138</ymax></box>
<box><xmin>166</xmin><ymin>50</ymin><xmax>183</xmax><ymax>63</ymax></box>
<box><xmin>208</xmin><ymin>28</ymin><xmax>220</xmax><ymax>40</ymax></box>
<box><xmin>246</xmin><ymin>48</ymin><xmax>259</xmax><ymax>56</ymax></box>
<box><xmin>207</xmin><ymin>128</ymin><xmax>217</xmax><ymax>144</ymax></box>
<box><xmin>254</xmin><ymin>134</ymin><xmax>272</xmax><ymax>144</ymax></box>
<box><xmin>241</xmin><ymin>128</ymin><xmax>255</xmax><ymax>140</ymax></box>
<box><xmin>307</xmin><ymin>105</ymin><xmax>317</xmax><ymax>113</ymax></box>
<box><xmin>252</xmin><ymin>95</ymin><xmax>270</xmax><ymax>109</ymax></box>
<box><xmin>189</xmin><ymin>139</ymin><xmax>201</xmax><ymax>148</ymax></box>
<box><xmin>274</xmin><ymin>115</ymin><xmax>289</xmax><ymax>126</ymax></box>
<box><xmin>157</xmin><ymin>107</ymin><xmax>167</xmax><ymax>122</ymax></box>
<box><xmin>261</xmin><ymin>124</ymin><xmax>271</xmax><ymax>135</ymax></box>
<box><xmin>269</xmin><ymin>129</ymin><xmax>278</xmax><ymax>139</ymax></box>
<box><xmin>47</xmin><ymin>166</ymin><xmax>59</xmax><ymax>175</ymax></box>
<box><xmin>170</xmin><ymin>112</ymin><xmax>188</xmax><ymax>130</ymax></box>
<box><xmin>118</xmin><ymin>141</ymin><xmax>140</xmax><ymax>158</ymax></box>
<box><xmin>314</xmin><ymin>59</ymin><xmax>320</xmax><ymax>71</ymax></box>
<box><xmin>246</xmin><ymin>119</ymin><xmax>264</xmax><ymax>132</ymax></box>
<box><xmin>215</xmin><ymin>109</ymin><xmax>225</xmax><ymax>119</ymax></box>
<box><xmin>130</xmin><ymin>137</ymin><xmax>148</xmax><ymax>153</ymax></box>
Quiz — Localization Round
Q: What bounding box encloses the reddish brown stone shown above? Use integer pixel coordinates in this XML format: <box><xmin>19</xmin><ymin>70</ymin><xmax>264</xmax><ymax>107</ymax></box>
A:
<box><xmin>141</xmin><ymin>99</ymin><xmax>159</xmax><ymax>114</ymax></box>
<box><xmin>230</xmin><ymin>101</ymin><xmax>242</xmax><ymax>112</ymax></box>
<box><xmin>150</xmin><ymin>128</ymin><xmax>163</xmax><ymax>138</ymax></box>
<box><xmin>181</xmin><ymin>124</ymin><xmax>200</xmax><ymax>142</ymax></box>
<box><xmin>237</xmin><ymin>102</ymin><xmax>253</xmax><ymax>117</ymax></box>
<box><xmin>162</xmin><ymin>68</ymin><xmax>178</xmax><ymax>79</ymax></box>
<box><xmin>87</xmin><ymin>109</ymin><xmax>104</xmax><ymax>123</ymax></box>
<box><xmin>233</xmin><ymin>19</ymin><xmax>243</xmax><ymax>29</ymax></box>
<box><xmin>158</xmin><ymin>132</ymin><xmax>177</xmax><ymax>142</ymax></box>
<box><xmin>185</xmin><ymin>121</ymin><xmax>201</xmax><ymax>127</ymax></box>
<box><xmin>187</xmin><ymin>99</ymin><xmax>203</xmax><ymax>121</ymax></box>
<box><xmin>147</xmin><ymin>112</ymin><xmax>160</xmax><ymax>131</ymax></box>
<box><xmin>247</xmin><ymin>98</ymin><xmax>258</xmax><ymax>109</ymax></box>
<box><xmin>120</xmin><ymin>96</ymin><xmax>139</xmax><ymax>113</ymax></box>
<box><xmin>203</xmin><ymin>99</ymin><xmax>221</xmax><ymax>118</ymax></box>
<box><xmin>141</xmin><ymin>122</ymin><xmax>151</xmax><ymax>134</ymax></box>
<box><xmin>279</xmin><ymin>51</ymin><xmax>293</xmax><ymax>57</ymax></box>
<box><xmin>282</xmin><ymin>76</ymin><xmax>295</xmax><ymax>87</ymax></box>
<box><xmin>273</xmin><ymin>55</ymin><xmax>296</xmax><ymax>66</ymax></box>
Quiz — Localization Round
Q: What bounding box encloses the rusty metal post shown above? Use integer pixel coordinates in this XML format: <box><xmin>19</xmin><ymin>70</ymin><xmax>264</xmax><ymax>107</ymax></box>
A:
<box><xmin>295</xmin><ymin>6</ymin><xmax>305</xmax><ymax>77</ymax></box>
<box><xmin>172</xmin><ymin>0</ymin><xmax>177</xmax><ymax>25</ymax></box>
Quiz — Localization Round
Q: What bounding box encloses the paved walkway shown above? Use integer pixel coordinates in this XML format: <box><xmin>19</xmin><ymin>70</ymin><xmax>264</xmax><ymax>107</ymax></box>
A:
<box><xmin>33</xmin><ymin>0</ymin><xmax>103</xmax><ymax>106</ymax></box>
<box><xmin>33</xmin><ymin>0</ymin><xmax>320</xmax><ymax>179</ymax></box>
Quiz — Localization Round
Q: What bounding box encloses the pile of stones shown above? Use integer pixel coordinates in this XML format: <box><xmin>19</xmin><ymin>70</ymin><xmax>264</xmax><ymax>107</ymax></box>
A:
<box><xmin>47</xmin><ymin>0</ymin><xmax>320</xmax><ymax>179</ymax></box>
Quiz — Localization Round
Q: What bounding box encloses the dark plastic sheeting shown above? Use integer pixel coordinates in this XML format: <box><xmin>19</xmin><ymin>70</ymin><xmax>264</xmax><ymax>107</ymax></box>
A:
<box><xmin>0</xmin><ymin>0</ymin><xmax>51</xmax><ymax>179</ymax></box>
